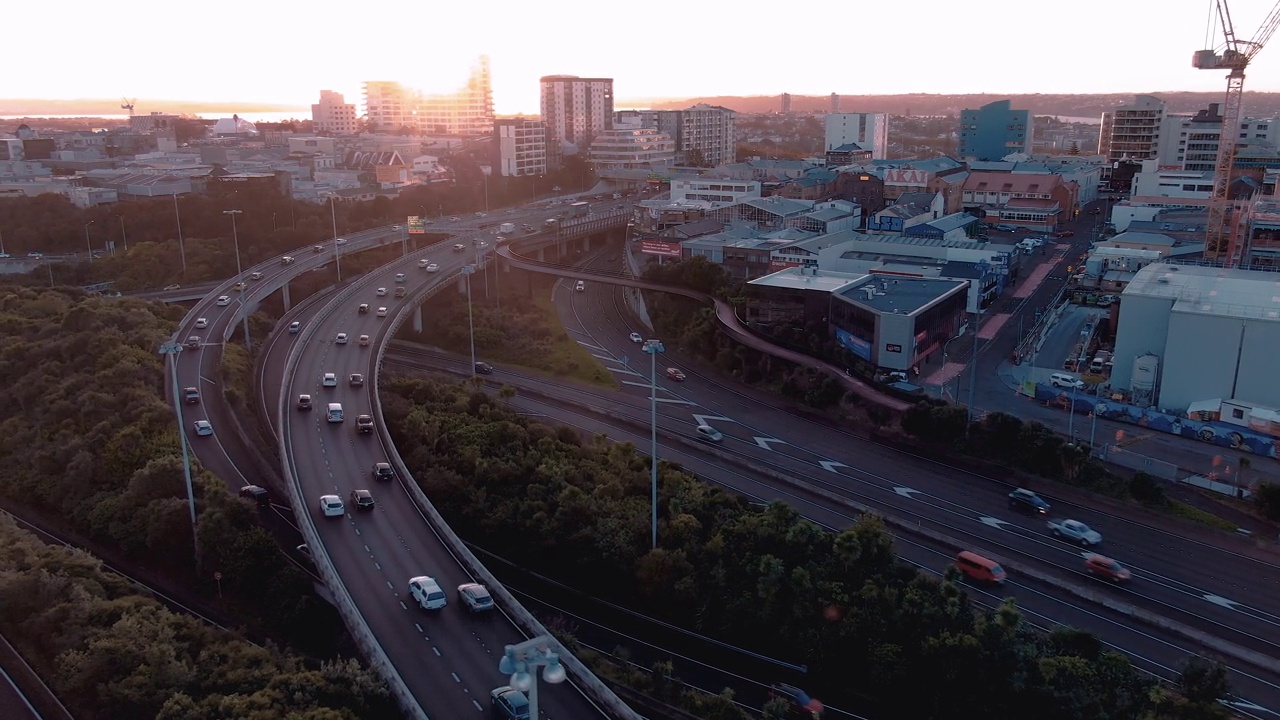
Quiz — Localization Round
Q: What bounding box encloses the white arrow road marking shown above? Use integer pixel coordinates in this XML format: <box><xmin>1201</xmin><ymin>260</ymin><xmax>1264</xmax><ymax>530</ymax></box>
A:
<box><xmin>1204</xmin><ymin>594</ymin><xmax>1241</xmax><ymax>610</ymax></box>
<box><xmin>653</xmin><ymin>397</ymin><xmax>694</xmax><ymax>406</ymax></box>
<box><xmin>819</xmin><ymin>461</ymin><xmax>848</xmax><ymax>473</ymax></box>
<box><xmin>692</xmin><ymin>414</ymin><xmax>732</xmax><ymax>426</ymax></box>
<box><xmin>1222</xmin><ymin>698</ymin><xmax>1270</xmax><ymax>713</ymax></box>
<box><xmin>979</xmin><ymin>516</ymin><xmax>1010</xmax><ymax>529</ymax></box>
<box><xmin>606</xmin><ymin>366</ymin><xmax>642</xmax><ymax>376</ymax></box>
<box><xmin>754</xmin><ymin>437</ymin><xmax>786</xmax><ymax>450</ymax></box>
<box><xmin>893</xmin><ymin>486</ymin><xmax>921</xmax><ymax>498</ymax></box>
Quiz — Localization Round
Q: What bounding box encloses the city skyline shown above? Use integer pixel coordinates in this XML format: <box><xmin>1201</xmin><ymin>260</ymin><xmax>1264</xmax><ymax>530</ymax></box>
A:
<box><xmin>13</xmin><ymin>0</ymin><xmax>1280</xmax><ymax>116</ymax></box>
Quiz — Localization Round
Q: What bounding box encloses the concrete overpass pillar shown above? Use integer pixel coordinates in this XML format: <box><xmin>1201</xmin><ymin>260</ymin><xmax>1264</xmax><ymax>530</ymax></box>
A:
<box><xmin>583</xmin><ymin>235</ymin><xmax>591</xmax><ymax>252</ymax></box>
<box><xmin>458</xmin><ymin>276</ymin><xmax>468</xmax><ymax>295</ymax></box>
<box><xmin>536</xmin><ymin>247</ymin><xmax>545</xmax><ymax>262</ymax></box>
<box><xmin>281</xmin><ymin>281</ymin><xmax>292</xmax><ymax>312</ymax></box>
<box><xmin>412</xmin><ymin>304</ymin><xmax>423</xmax><ymax>333</ymax></box>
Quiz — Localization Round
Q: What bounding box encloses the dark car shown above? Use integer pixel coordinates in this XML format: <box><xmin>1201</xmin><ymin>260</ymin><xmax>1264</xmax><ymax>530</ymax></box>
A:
<box><xmin>372</xmin><ymin>462</ymin><xmax>395</xmax><ymax>482</ymax></box>
<box><xmin>1008</xmin><ymin>488</ymin><xmax>1050</xmax><ymax>515</ymax></box>
<box><xmin>350</xmin><ymin>489</ymin><xmax>375</xmax><ymax>510</ymax></box>
<box><xmin>183</xmin><ymin>386</ymin><xmax>200</xmax><ymax>404</ymax></box>
<box><xmin>475</xmin><ymin>361</ymin><xmax>494</xmax><ymax>375</ymax></box>
<box><xmin>768</xmin><ymin>683</ymin><xmax>823</xmax><ymax>718</ymax></box>
<box><xmin>490</xmin><ymin>686</ymin><xmax>530</xmax><ymax>720</ymax></box>
<box><xmin>239</xmin><ymin>485</ymin><xmax>270</xmax><ymax>507</ymax></box>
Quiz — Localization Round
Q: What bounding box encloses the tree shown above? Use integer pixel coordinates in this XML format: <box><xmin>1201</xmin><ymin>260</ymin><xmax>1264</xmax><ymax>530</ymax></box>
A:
<box><xmin>1179</xmin><ymin>656</ymin><xmax>1231</xmax><ymax>706</ymax></box>
<box><xmin>1253</xmin><ymin>481</ymin><xmax>1280</xmax><ymax>521</ymax></box>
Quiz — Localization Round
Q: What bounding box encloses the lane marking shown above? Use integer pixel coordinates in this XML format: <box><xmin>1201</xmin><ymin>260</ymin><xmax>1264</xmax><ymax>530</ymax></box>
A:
<box><xmin>754</xmin><ymin>436</ymin><xmax>786</xmax><ymax>451</ymax></box>
<box><xmin>820</xmin><ymin>460</ymin><xmax>849</xmax><ymax>473</ymax></box>
<box><xmin>979</xmin><ymin>516</ymin><xmax>1010</xmax><ymax>529</ymax></box>
<box><xmin>893</xmin><ymin>486</ymin><xmax>921</xmax><ymax>498</ymax></box>
<box><xmin>692</xmin><ymin>413</ymin><xmax>732</xmax><ymax>427</ymax></box>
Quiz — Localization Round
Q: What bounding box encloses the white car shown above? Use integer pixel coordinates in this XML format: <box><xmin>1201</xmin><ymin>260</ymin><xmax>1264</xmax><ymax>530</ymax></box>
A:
<box><xmin>359</xmin><ymin>334</ymin><xmax>370</xmax><ymax>346</ymax></box>
<box><xmin>319</xmin><ymin>494</ymin><xmax>345</xmax><ymax>517</ymax></box>
<box><xmin>395</xmin><ymin>273</ymin><xmax>406</xmax><ymax>283</ymax></box>
<box><xmin>425</xmin><ymin>263</ymin><xmax>440</xmax><ymax>273</ymax></box>
<box><xmin>335</xmin><ymin>332</ymin><xmax>348</xmax><ymax>344</ymax></box>
<box><xmin>193</xmin><ymin>420</ymin><xmax>213</xmax><ymax>437</ymax></box>
<box><xmin>216</xmin><ymin>295</ymin><xmax>231</xmax><ymax>306</ymax></box>
<box><xmin>695</xmin><ymin>424</ymin><xmax>724</xmax><ymax>443</ymax></box>
<box><xmin>376</xmin><ymin>307</ymin><xmax>388</xmax><ymax>317</ymax></box>
<box><xmin>1048</xmin><ymin>519</ymin><xmax>1104</xmax><ymax>546</ymax></box>
<box><xmin>195</xmin><ymin>317</ymin><xmax>208</xmax><ymax>329</ymax></box>
<box><xmin>336</xmin><ymin>237</ymin><xmax>347</xmax><ymax>245</ymax></box>
<box><xmin>629</xmin><ymin>332</ymin><xmax>644</xmax><ymax>343</ymax></box>
<box><xmin>250</xmin><ymin>271</ymin><xmax>263</xmax><ymax>280</ymax></box>
<box><xmin>408</xmin><ymin>576</ymin><xmax>447</xmax><ymax>610</ymax></box>
<box><xmin>418</xmin><ymin>258</ymin><xmax>430</xmax><ymax>269</ymax></box>
<box><xmin>458</xmin><ymin>583</ymin><xmax>494</xmax><ymax>613</ymax></box>
<box><xmin>322</xmin><ymin>372</ymin><xmax>337</xmax><ymax>387</ymax></box>
<box><xmin>376</xmin><ymin>287</ymin><xmax>388</xmax><ymax>296</ymax></box>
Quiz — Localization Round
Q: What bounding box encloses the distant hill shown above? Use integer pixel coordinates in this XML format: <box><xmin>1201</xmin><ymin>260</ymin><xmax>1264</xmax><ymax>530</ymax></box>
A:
<box><xmin>633</xmin><ymin>92</ymin><xmax>1280</xmax><ymax>119</ymax></box>
<box><xmin>0</xmin><ymin>98</ymin><xmax>307</xmax><ymax>117</ymax></box>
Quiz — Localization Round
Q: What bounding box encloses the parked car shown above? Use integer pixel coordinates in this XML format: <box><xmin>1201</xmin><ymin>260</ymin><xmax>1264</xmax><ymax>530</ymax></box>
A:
<box><xmin>458</xmin><ymin>583</ymin><xmax>494</xmax><ymax>612</ymax></box>
<box><xmin>1085</xmin><ymin>554</ymin><xmax>1131</xmax><ymax>582</ymax></box>
<box><xmin>1007</xmin><ymin>488</ymin><xmax>1050</xmax><ymax>515</ymax></box>
<box><xmin>1048</xmin><ymin>519</ymin><xmax>1103</xmax><ymax>546</ymax></box>
<box><xmin>1056</xmin><ymin>230</ymin><xmax>1075</xmax><ymax>238</ymax></box>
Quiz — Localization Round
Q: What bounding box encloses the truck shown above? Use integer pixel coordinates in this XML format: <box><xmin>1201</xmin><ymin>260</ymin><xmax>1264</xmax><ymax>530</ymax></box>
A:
<box><xmin>1047</xmin><ymin>519</ymin><xmax>1103</xmax><ymax>546</ymax></box>
<box><xmin>568</xmin><ymin>201</ymin><xmax>590</xmax><ymax>217</ymax></box>
<box><xmin>499</xmin><ymin>222</ymin><xmax>515</xmax><ymax>235</ymax></box>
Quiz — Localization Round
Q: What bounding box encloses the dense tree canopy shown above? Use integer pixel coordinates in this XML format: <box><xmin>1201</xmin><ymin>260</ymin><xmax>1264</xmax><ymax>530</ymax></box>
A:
<box><xmin>382</xmin><ymin>376</ymin><xmax>1224</xmax><ymax>718</ymax></box>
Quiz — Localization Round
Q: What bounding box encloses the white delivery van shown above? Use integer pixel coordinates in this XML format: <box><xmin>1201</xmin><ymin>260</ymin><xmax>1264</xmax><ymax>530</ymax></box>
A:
<box><xmin>327</xmin><ymin>403</ymin><xmax>344</xmax><ymax>423</ymax></box>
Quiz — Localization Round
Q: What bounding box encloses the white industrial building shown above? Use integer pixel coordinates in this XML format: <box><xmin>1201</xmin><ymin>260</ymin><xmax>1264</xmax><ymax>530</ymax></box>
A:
<box><xmin>311</xmin><ymin>90</ymin><xmax>358</xmax><ymax>135</ymax></box>
<box><xmin>824</xmin><ymin>113</ymin><xmax>889</xmax><ymax>159</ymax></box>
<box><xmin>1111</xmin><ymin>263</ymin><xmax>1280</xmax><ymax>413</ymax></box>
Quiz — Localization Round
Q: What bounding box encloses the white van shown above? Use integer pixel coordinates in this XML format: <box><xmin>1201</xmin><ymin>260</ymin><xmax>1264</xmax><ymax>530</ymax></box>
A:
<box><xmin>1050</xmin><ymin>373</ymin><xmax>1084</xmax><ymax>389</ymax></box>
<box><xmin>327</xmin><ymin>402</ymin><xmax>344</xmax><ymax>423</ymax></box>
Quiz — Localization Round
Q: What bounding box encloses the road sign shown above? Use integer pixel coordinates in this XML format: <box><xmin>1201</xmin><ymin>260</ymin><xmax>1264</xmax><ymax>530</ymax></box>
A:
<box><xmin>407</xmin><ymin>216</ymin><xmax>426</xmax><ymax>235</ymax></box>
<box><xmin>213</xmin><ymin>571</ymin><xmax>222</xmax><ymax>580</ymax></box>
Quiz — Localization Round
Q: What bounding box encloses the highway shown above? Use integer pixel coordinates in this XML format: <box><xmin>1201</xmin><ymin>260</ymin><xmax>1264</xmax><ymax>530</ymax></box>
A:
<box><xmin>389</xmin><ymin>240</ymin><xmax>1280</xmax><ymax>712</ymax></box>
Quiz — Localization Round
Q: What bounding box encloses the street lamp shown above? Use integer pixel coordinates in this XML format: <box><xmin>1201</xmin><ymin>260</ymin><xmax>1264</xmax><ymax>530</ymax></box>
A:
<box><xmin>643</xmin><ymin>338</ymin><xmax>665</xmax><ymax>550</ymax></box>
<box><xmin>119</xmin><ymin>216</ymin><xmax>128</xmax><ymax>254</ymax></box>
<box><xmin>498</xmin><ymin>636</ymin><xmax>568</xmax><ymax>720</ymax></box>
<box><xmin>222</xmin><ymin>210</ymin><xmax>251</xmax><ymax>349</ymax></box>
<box><xmin>462</xmin><ymin>265</ymin><xmax>477</xmax><ymax>377</ymax></box>
<box><xmin>941</xmin><ymin>333</ymin><xmax>964</xmax><ymax>400</ymax></box>
<box><xmin>84</xmin><ymin>221</ymin><xmax>95</xmax><ymax>261</ymax></box>
<box><xmin>965</xmin><ymin>310</ymin><xmax>980</xmax><ymax>429</ymax></box>
<box><xmin>158</xmin><ymin>341</ymin><xmax>201</xmax><ymax>571</ymax></box>
<box><xmin>1067</xmin><ymin>327</ymin><xmax>1090</xmax><ymax>441</ymax></box>
<box><xmin>173</xmin><ymin>195</ymin><xmax>187</xmax><ymax>276</ymax></box>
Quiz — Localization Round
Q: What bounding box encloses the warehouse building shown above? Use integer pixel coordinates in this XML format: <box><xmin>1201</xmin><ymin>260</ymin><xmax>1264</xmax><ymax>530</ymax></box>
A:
<box><xmin>1111</xmin><ymin>263</ymin><xmax>1280</xmax><ymax>412</ymax></box>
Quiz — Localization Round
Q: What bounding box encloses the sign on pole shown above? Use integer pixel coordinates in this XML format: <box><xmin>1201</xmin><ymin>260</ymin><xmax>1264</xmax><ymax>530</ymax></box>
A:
<box><xmin>407</xmin><ymin>216</ymin><xmax>426</xmax><ymax>235</ymax></box>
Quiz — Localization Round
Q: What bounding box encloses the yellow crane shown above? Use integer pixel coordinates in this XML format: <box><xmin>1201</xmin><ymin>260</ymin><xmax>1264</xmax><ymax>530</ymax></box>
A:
<box><xmin>1193</xmin><ymin>0</ymin><xmax>1280</xmax><ymax>266</ymax></box>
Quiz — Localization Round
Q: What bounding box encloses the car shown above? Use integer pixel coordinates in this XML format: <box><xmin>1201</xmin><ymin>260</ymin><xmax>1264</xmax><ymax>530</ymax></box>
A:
<box><xmin>458</xmin><ymin>583</ymin><xmax>495</xmax><ymax>612</ymax></box>
<box><xmin>418</xmin><ymin>258</ymin><xmax>431</xmax><ymax>269</ymax></box>
<box><xmin>313</xmin><ymin>244</ymin><xmax>324</xmax><ymax>253</ymax></box>
<box><xmin>183</xmin><ymin>386</ymin><xmax>200</xmax><ymax>404</ymax></box>
<box><xmin>394</xmin><ymin>286</ymin><xmax>406</xmax><ymax>298</ymax></box>
<box><xmin>372</xmin><ymin>462</ymin><xmax>395</xmax><ymax>482</ymax></box>
<box><xmin>1048</xmin><ymin>518</ymin><xmax>1103</xmax><ymax>546</ymax></box>
<box><xmin>216</xmin><ymin>295</ymin><xmax>231</xmax><ymax>306</ymax></box>
<box><xmin>281</xmin><ymin>255</ymin><xmax>295</xmax><ymax>265</ymax></box>
<box><xmin>629</xmin><ymin>332</ymin><xmax>644</xmax><ymax>343</ymax></box>
<box><xmin>425</xmin><ymin>263</ymin><xmax>440</xmax><ymax>273</ymax></box>
<box><xmin>392</xmin><ymin>224</ymin><xmax>403</xmax><ymax>230</ymax></box>
<box><xmin>376</xmin><ymin>287</ymin><xmax>388</xmax><ymax>296</ymax></box>
<box><xmin>993</xmin><ymin>223</ymin><xmax>1018</xmax><ymax>232</ymax></box>
<box><xmin>408</xmin><ymin>576</ymin><xmax>447</xmax><ymax>610</ymax></box>
<box><xmin>768</xmin><ymin>683</ymin><xmax>823</xmax><ymax>719</ymax></box>
<box><xmin>193</xmin><ymin>420</ymin><xmax>213</xmax><ymax>436</ymax></box>
<box><xmin>453</xmin><ymin>243</ymin><xmax>466</xmax><ymax>252</ymax></box>
<box><xmin>695</xmin><ymin>424</ymin><xmax>723</xmax><ymax>443</ymax></box>
<box><xmin>186</xmin><ymin>335</ymin><xmax>201</xmax><ymax>349</ymax></box>
<box><xmin>296</xmin><ymin>543</ymin><xmax>312</xmax><ymax>561</ymax></box>
<box><xmin>322</xmin><ymin>372</ymin><xmax>337</xmax><ymax>387</ymax></box>
<box><xmin>1008</xmin><ymin>488</ymin><xmax>1050</xmax><ymax>515</ymax></box>
<box><xmin>666</xmin><ymin>367</ymin><xmax>686</xmax><ymax>382</ymax></box>
<box><xmin>163</xmin><ymin>283</ymin><xmax>181</xmax><ymax>290</ymax></box>
<box><xmin>250</xmin><ymin>271</ymin><xmax>263</xmax><ymax>280</ymax></box>
<box><xmin>319</xmin><ymin>494</ymin><xmax>345</xmax><ymax>517</ymax></box>
<box><xmin>575</xmin><ymin>280</ymin><xmax>585</xmax><ymax>292</ymax></box>
<box><xmin>335</xmin><ymin>332</ymin><xmax>348</xmax><ymax>344</ymax></box>
<box><xmin>27</xmin><ymin>251</ymin><xmax>43</xmax><ymax>258</ymax></box>
<box><xmin>474</xmin><ymin>211</ymin><xmax>485</xmax><ymax>218</ymax></box>
<box><xmin>359</xmin><ymin>303</ymin><xmax>369</xmax><ymax>314</ymax></box>
<box><xmin>195</xmin><ymin>317</ymin><xmax>208</xmax><ymax>329</ymax></box>
<box><xmin>356</xmin><ymin>414</ymin><xmax>374</xmax><ymax>433</ymax></box>
<box><xmin>359</xmin><ymin>334</ymin><xmax>370</xmax><ymax>346</ymax></box>
<box><xmin>395</xmin><ymin>273</ymin><xmax>406</xmax><ymax>283</ymax></box>
<box><xmin>475</xmin><ymin>361</ymin><xmax>494</xmax><ymax>375</ymax></box>
<box><xmin>233</xmin><ymin>282</ymin><xmax>246</xmax><ymax>291</ymax></box>
<box><xmin>350</xmin><ymin>489</ymin><xmax>375</xmax><ymax>510</ymax></box>
<box><xmin>297</xmin><ymin>394</ymin><xmax>313</xmax><ymax>411</ymax></box>
<box><xmin>239</xmin><ymin>485</ymin><xmax>269</xmax><ymax>506</ymax></box>
<box><xmin>1050</xmin><ymin>372</ymin><xmax>1085</xmax><ymax>389</ymax></box>
<box><xmin>490</xmin><ymin>685</ymin><xmax>530</xmax><ymax>720</ymax></box>
<box><xmin>336</xmin><ymin>237</ymin><xmax>347</xmax><ymax>245</ymax></box>
<box><xmin>1056</xmin><ymin>230</ymin><xmax>1075</xmax><ymax>238</ymax></box>
<box><xmin>288</xmin><ymin>321</ymin><xmax>301</xmax><ymax>334</ymax></box>
<box><xmin>1085</xmin><ymin>554</ymin><xmax>1131</xmax><ymax>582</ymax></box>
<box><xmin>449</xmin><ymin>216</ymin><xmax>460</xmax><ymax>222</ymax></box>
<box><xmin>376</xmin><ymin>307</ymin><xmax>388</xmax><ymax>317</ymax></box>
<box><xmin>349</xmin><ymin>373</ymin><xmax>364</xmax><ymax>387</ymax></box>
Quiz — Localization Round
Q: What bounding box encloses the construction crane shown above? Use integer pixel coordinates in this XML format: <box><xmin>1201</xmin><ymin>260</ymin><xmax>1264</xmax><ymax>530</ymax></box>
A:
<box><xmin>121</xmin><ymin>97</ymin><xmax>136</xmax><ymax>116</ymax></box>
<box><xmin>1193</xmin><ymin>0</ymin><xmax>1280</xmax><ymax>266</ymax></box>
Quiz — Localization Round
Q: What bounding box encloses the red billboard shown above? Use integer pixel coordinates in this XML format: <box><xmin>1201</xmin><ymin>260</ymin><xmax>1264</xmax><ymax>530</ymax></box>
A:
<box><xmin>641</xmin><ymin>240</ymin><xmax>683</xmax><ymax>257</ymax></box>
<box><xmin>770</xmin><ymin>258</ymin><xmax>802</xmax><ymax>270</ymax></box>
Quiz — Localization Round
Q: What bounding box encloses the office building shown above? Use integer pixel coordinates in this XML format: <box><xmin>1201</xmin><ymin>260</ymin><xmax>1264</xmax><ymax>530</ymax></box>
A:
<box><xmin>587</xmin><ymin>117</ymin><xmax>674</xmax><ymax>170</ymax></box>
<box><xmin>363</xmin><ymin>81</ymin><xmax>413</xmax><ymax>131</ymax></box>
<box><xmin>781</xmin><ymin>93</ymin><xmax>792</xmax><ymax>114</ymax></box>
<box><xmin>311</xmin><ymin>90</ymin><xmax>358</xmax><ymax>135</ymax></box>
<box><xmin>1099</xmin><ymin>95</ymin><xmax>1165</xmax><ymax>166</ymax></box>
<box><xmin>417</xmin><ymin>55</ymin><xmax>494</xmax><ymax>136</ymax></box>
<box><xmin>540</xmin><ymin>75</ymin><xmax>614</xmax><ymax>152</ymax></box>
<box><xmin>830</xmin><ymin>93</ymin><xmax>840</xmax><ymax>113</ymax></box>
<box><xmin>650</xmin><ymin>104</ymin><xmax>737</xmax><ymax>167</ymax></box>
<box><xmin>1157</xmin><ymin>103</ymin><xmax>1280</xmax><ymax>172</ymax></box>
<box><xmin>958</xmin><ymin>100</ymin><xmax>1033</xmax><ymax>162</ymax></box>
<box><xmin>825</xmin><ymin>113</ymin><xmax>889</xmax><ymax>159</ymax></box>
<box><xmin>494</xmin><ymin>118</ymin><xmax>547</xmax><ymax>177</ymax></box>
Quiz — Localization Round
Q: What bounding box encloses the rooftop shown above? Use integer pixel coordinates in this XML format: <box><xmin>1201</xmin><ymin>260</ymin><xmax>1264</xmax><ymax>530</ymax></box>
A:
<box><xmin>1107</xmin><ymin>231</ymin><xmax>1177</xmax><ymax>246</ymax></box>
<box><xmin>926</xmin><ymin>212</ymin><xmax>980</xmax><ymax>233</ymax></box>
<box><xmin>1124</xmin><ymin>263</ymin><xmax>1280</xmax><ymax>321</ymax></box>
<box><xmin>748</xmin><ymin>267</ymin><xmax>868</xmax><ymax>293</ymax></box>
<box><xmin>836</xmin><ymin>276</ymin><xmax>968</xmax><ymax>315</ymax></box>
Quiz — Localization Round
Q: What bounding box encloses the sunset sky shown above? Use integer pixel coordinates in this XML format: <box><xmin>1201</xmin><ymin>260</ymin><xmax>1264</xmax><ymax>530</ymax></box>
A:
<box><xmin>17</xmin><ymin>0</ymin><xmax>1280</xmax><ymax>114</ymax></box>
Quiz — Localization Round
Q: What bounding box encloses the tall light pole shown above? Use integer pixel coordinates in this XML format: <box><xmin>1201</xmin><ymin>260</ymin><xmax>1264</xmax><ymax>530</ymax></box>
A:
<box><xmin>328</xmin><ymin>194</ymin><xmax>343</xmax><ymax>282</ymax></box>
<box><xmin>965</xmin><ymin>310</ymin><xmax>980</xmax><ymax>430</ymax></box>
<box><xmin>119</xmin><ymin>215</ymin><xmax>128</xmax><ymax>253</ymax></box>
<box><xmin>173</xmin><ymin>195</ymin><xmax>187</xmax><ymax>276</ymax></box>
<box><xmin>643</xmin><ymin>338</ymin><xmax>665</xmax><ymax>549</ymax></box>
<box><xmin>463</xmin><ymin>265</ymin><xmax>477</xmax><ymax>376</ymax></box>
<box><xmin>84</xmin><ymin>221</ymin><xmax>95</xmax><ymax>261</ymax></box>
<box><xmin>222</xmin><ymin>210</ymin><xmax>251</xmax><ymax>350</ymax></box>
<box><xmin>1067</xmin><ymin>327</ymin><xmax>1090</xmax><ymax>441</ymax></box>
<box><xmin>498</xmin><ymin>636</ymin><xmax>568</xmax><ymax>720</ymax></box>
<box><xmin>158</xmin><ymin>342</ymin><xmax>201</xmax><ymax>572</ymax></box>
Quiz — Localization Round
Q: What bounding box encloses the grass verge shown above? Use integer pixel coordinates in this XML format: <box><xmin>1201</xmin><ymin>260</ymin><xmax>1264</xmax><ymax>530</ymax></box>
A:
<box><xmin>1165</xmin><ymin>499</ymin><xmax>1242</xmax><ymax>531</ymax></box>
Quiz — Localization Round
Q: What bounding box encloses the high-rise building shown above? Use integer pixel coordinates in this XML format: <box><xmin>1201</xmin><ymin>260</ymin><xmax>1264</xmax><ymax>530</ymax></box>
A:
<box><xmin>363</xmin><ymin>81</ymin><xmax>413</xmax><ymax>131</ymax></box>
<box><xmin>781</xmin><ymin>93</ymin><xmax>792</xmax><ymax>114</ymax></box>
<box><xmin>312</xmin><ymin>90</ymin><xmax>358</xmax><ymax>135</ymax></box>
<box><xmin>1156</xmin><ymin>103</ymin><xmax>1280</xmax><ymax>172</ymax></box>
<box><xmin>824</xmin><ymin>113</ymin><xmax>889</xmax><ymax>159</ymax></box>
<box><xmin>1099</xmin><ymin>95</ymin><xmax>1165</xmax><ymax>166</ymax></box>
<box><xmin>417</xmin><ymin>55</ymin><xmax>494</xmax><ymax>136</ymax></box>
<box><xmin>540</xmin><ymin>75</ymin><xmax>614</xmax><ymax>154</ymax></box>
<box><xmin>647</xmin><ymin>104</ymin><xmax>737</xmax><ymax>167</ymax></box>
<box><xmin>829</xmin><ymin>93</ymin><xmax>840</xmax><ymax>113</ymax></box>
<box><xmin>588</xmin><ymin>117</ymin><xmax>675</xmax><ymax>170</ymax></box>
<box><xmin>494</xmin><ymin>117</ymin><xmax>547</xmax><ymax>177</ymax></box>
<box><xmin>958</xmin><ymin>100</ymin><xmax>1033</xmax><ymax>161</ymax></box>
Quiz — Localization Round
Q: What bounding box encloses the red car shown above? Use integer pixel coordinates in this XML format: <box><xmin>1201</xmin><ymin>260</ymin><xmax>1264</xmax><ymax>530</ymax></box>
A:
<box><xmin>665</xmin><ymin>367</ymin><xmax>686</xmax><ymax>381</ymax></box>
<box><xmin>1056</xmin><ymin>230</ymin><xmax>1075</xmax><ymax>238</ymax></box>
<box><xmin>1085</xmin><ymin>554</ymin><xmax>1131</xmax><ymax>582</ymax></box>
